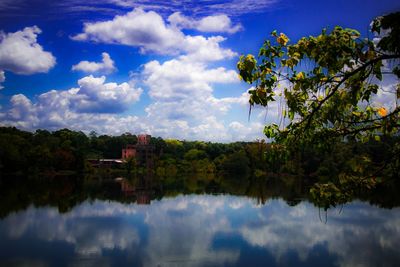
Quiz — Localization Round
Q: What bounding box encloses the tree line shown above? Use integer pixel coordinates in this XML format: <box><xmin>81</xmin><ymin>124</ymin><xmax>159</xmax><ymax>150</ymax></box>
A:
<box><xmin>1</xmin><ymin>126</ymin><xmax>399</xmax><ymax>209</ymax></box>
<box><xmin>1</xmin><ymin>126</ymin><xmax>398</xmax><ymax>180</ymax></box>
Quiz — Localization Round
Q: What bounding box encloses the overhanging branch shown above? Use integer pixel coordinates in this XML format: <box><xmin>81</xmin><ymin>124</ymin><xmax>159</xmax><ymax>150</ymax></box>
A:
<box><xmin>302</xmin><ymin>54</ymin><xmax>400</xmax><ymax>130</ymax></box>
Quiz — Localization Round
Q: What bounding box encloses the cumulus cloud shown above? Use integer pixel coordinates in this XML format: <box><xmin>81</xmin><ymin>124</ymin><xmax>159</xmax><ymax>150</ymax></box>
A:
<box><xmin>47</xmin><ymin>75</ymin><xmax>142</xmax><ymax>114</ymax></box>
<box><xmin>229</xmin><ymin>121</ymin><xmax>265</xmax><ymax>140</ymax></box>
<box><xmin>0</xmin><ymin>76</ymin><xmax>144</xmax><ymax>133</ymax></box>
<box><xmin>139</xmin><ymin>55</ymin><xmax>260</xmax><ymax>141</ymax></box>
<box><xmin>72</xmin><ymin>8</ymin><xmax>185</xmax><ymax>54</ymax></box>
<box><xmin>143</xmin><ymin>58</ymin><xmax>238</xmax><ymax>100</ymax></box>
<box><xmin>0</xmin><ymin>74</ymin><xmax>262</xmax><ymax>141</ymax></box>
<box><xmin>6</xmin><ymin>94</ymin><xmax>39</xmax><ymax>128</ymax></box>
<box><xmin>0</xmin><ymin>26</ymin><xmax>56</xmax><ymax>75</ymax></box>
<box><xmin>72</xmin><ymin>52</ymin><xmax>116</xmax><ymax>74</ymax></box>
<box><xmin>80</xmin><ymin>76</ymin><xmax>141</xmax><ymax>112</ymax></box>
<box><xmin>71</xmin><ymin>8</ymin><xmax>236</xmax><ymax>61</ymax></box>
<box><xmin>180</xmin><ymin>35</ymin><xmax>236</xmax><ymax>62</ymax></box>
<box><xmin>168</xmin><ymin>12</ymin><xmax>242</xmax><ymax>33</ymax></box>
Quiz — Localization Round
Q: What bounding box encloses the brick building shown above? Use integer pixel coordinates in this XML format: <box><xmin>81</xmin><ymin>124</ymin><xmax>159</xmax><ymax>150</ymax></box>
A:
<box><xmin>122</xmin><ymin>134</ymin><xmax>155</xmax><ymax>167</ymax></box>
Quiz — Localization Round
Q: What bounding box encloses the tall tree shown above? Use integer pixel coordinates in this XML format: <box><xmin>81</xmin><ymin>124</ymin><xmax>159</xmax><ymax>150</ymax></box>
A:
<box><xmin>237</xmin><ymin>12</ymin><xmax>399</xmax><ymax>145</ymax></box>
<box><xmin>237</xmin><ymin>12</ymin><xmax>400</xmax><ymax>206</ymax></box>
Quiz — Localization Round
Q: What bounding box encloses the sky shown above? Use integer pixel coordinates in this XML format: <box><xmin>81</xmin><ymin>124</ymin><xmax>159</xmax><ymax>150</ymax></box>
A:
<box><xmin>0</xmin><ymin>0</ymin><xmax>398</xmax><ymax>142</ymax></box>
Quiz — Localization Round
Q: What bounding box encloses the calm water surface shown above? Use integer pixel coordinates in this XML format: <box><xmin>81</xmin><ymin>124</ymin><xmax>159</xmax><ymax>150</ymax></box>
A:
<box><xmin>1</xmin><ymin>194</ymin><xmax>399</xmax><ymax>267</ymax></box>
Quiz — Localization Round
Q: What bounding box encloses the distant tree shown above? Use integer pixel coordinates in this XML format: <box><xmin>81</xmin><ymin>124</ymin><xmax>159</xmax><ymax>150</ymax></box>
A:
<box><xmin>89</xmin><ymin>130</ymin><xmax>98</xmax><ymax>140</ymax></box>
<box><xmin>184</xmin><ymin>149</ymin><xmax>207</xmax><ymax>161</ymax></box>
<box><xmin>124</xmin><ymin>156</ymin><xmax>136</xmax><ymax>174</ymax></box>
<box><xmin>164</xmin><ymin>139</ymin><xmax>185</xmax><ymax>159</ymax></box>
<box><xmin>220</xmin><ymin>150</ymin><xmax>251</xmax><ymax>178</ymax></box>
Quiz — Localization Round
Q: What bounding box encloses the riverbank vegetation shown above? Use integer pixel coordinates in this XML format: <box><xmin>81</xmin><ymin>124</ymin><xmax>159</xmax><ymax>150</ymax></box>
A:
<box><xmin>1</xmin><ymin>126</ymin><xmax>399</xmax><ymax>211</ymax></box>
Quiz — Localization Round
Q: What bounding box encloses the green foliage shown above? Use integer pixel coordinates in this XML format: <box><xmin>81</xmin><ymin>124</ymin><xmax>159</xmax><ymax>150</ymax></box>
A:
<box><xmin>124</xmin><ymin>156</ymin><xmax>136</xmax><ymax>174</ymax></box>
<box><xmin>219</xmin><ymin>149</ymin><xmax>251</xmax><ymax>178</ymax></box>
<box><xmin>184</xmin><ymin>148</ymin><xmax>207</xmax><ymax>161</ymax></box>
<box><xmin>237</xmin><ymin>12</ymin><xmax>400</xmax><ymax>208</ymax></box>
<box><xmin>237</xmin><ymin>12</ymin><xmax>400</xmax><ymax>146</ymax></box>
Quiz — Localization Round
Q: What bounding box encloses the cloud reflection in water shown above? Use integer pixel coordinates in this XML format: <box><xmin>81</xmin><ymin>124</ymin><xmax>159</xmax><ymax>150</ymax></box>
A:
<box><xmin>0</xmin><ymin>196</ymin><xmax>399</xmax><ymax>267</ymax></box>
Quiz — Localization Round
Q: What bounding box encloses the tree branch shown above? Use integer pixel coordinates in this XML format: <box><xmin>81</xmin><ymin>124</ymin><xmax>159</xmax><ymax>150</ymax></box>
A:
<box><xmin>302</xmin><ymin>54</ymin><xmax>400</xmax><ymax>130</ymax></box>
<box><xmin>338</xmin><ymin>107</ymin><xmax>400</xmax><ymax>124</ymax></box>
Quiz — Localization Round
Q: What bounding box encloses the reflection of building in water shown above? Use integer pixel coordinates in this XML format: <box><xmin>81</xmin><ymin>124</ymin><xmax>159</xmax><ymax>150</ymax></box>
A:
<box><xmin>136</xmin><ymin>190</ymin><xmax>151</xmax><ymax>205</ymax></box>
<box><xmin>115</xmin><ymin>174</ymin><xmax>153</xmax><ymax>205</ymax></box>
<box><xmin>116</xmin><ymin>177</ymin><xmax>135</xmax><ymax>194</ymax></box>
<box><xmin>122</xmin><ymin>134</ymin><xmax>155</xmax><ymax>167</ymax></box>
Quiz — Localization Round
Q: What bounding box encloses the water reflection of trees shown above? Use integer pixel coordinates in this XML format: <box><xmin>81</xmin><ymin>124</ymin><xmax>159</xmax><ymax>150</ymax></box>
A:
<box><xmin>1</xmin><ymin>170</ymin><xmax>400</xmax><ymax>218</ymax></box>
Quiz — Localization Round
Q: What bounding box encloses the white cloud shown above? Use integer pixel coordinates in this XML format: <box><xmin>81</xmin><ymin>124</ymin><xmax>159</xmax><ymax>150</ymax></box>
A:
<box><xmin>1</xmin><ymin>102</ymin><xmax>146</xmax><ymax>135</ymax></box>
<box><xmin>41</xmin><ymin>75</ymin><xmax>142</xmax><ymax>114</ymax></box>
<box><xmin>168</xmin><ymin>12</ymin><xmax>242</xmax><ymax>33</ymax></box>
<box><xmin>72</xmin><ymin>52</ymin><xmax>116</xmax><ymax>74</ymax></box>
<box><xmin>140</xmin><ymin>55</ymin><xmax>258</xmax><ymax>141</ymax></box>
<box><xmin>0</xmin><ymin>70</ymin><xmax>4</xmax><ymax>89</ymax></box>
<box><xmin>7</xmin><ymin>94</ymin><xmax>39</xmax><ymax>128</ymax></box>
<box><xmin>75</xmin><ymin>75</ymin><xmax>142</xmax><ymax>113</ymax></box>
<box><xmin>0</xmin><ymin>76</ymin><xmax>144</xmax><ymax>133</ymax></box>
<box><xmin>0</xmin><ymin>26</ymin><xmax>56</xmax><ymax>75</ymax></box>
<box><xmin>72</xmin><ymin>8</ymin><xmax>185</xmax><ymax>55</ymax></box>
<box><xmin>180</xmin><ymin>35</ymin><xmax>237</xmax><ymax>62</ymax></box>
<box><xmin>216</xmin><ymin>91</ymin><xmax>250</xmax><ymax>107</ymax></box>
<box><xmin>229</xmin><ymin>121</ymin><xmax>264</xmax><ymax>140</ymax></box>
<box><xmin>196</xmin><ymin>14</ymin><xmax>242</xmax><ymax>33</ymax></box>
<box><xmin>72</xmin><ymin>8</ymin><xmax>236</xmax><ymax>61</ymax></box>
<box><xmin>143</xmin><ymin>58</ymin><xmax>238</xmax><ymax>100</ymax></box>
<box><xmin>139</xmin><ymin>55</ymin><xmax>266</xmax><ymax>141</ymax></box>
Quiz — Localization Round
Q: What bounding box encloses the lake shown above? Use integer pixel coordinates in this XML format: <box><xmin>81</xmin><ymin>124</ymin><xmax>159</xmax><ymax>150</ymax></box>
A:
<box><xmin>1</xmin><ymin>180</ymin><xmax>400</xmax><ymax>267</ymax></box>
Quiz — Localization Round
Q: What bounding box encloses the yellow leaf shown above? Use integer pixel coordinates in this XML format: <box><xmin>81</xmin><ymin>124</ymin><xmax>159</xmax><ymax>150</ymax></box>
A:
<box><xmin>277</xmin><ymin>33</ymin><xmax>289</xmax><ymax>46</ymax></box>
<box><xmin>295</xmin><ymin>72</ymin><xmax>305</xmax><ymax>80</ymax></box>
<box><xmin>293</xmin><ymin>52</ymin><xmax>301</xmax><ymax>59</ymax></box>
<box><xmin>262</xmin><ymin>68</ymin><xmax>272</xmax><ymax>76</ymax></box>
<box><xmin>245</xmin><ymin>54</ymin><xmax>256</xmax><ymax>62</ymax></box>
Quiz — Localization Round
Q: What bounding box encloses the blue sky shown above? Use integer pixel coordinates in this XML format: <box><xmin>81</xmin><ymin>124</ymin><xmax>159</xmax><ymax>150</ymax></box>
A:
<box><xmin>0</xmin><ymin>0</ymin><xmax>398</xmax><ymax>141</ymax></box>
